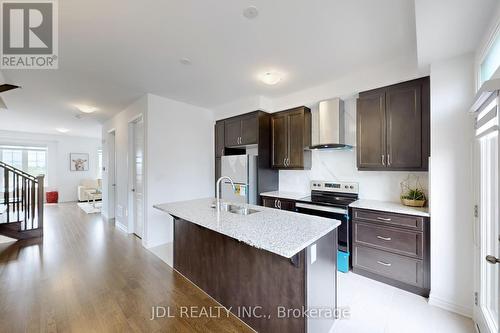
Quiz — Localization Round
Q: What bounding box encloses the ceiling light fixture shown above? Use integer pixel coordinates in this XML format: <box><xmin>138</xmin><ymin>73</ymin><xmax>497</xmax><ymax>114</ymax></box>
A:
<box><xmin>243</xmin><ymin>6</ymin><xmax>259</xmax><ymax>19</ymax></box>
<box><xmin>56</xmin><ymin>128</ymin><xmax>69</xmax><ymax>133</ymax></box>
<box><xmin>75</xmin><ymin>104</ymin><xmax>99</xmax><ymax>114</ymax></box>
<box><xmin>260</xmin><ymin>71</ymin><xmax>282</xmax><ymax>85</ymax></box>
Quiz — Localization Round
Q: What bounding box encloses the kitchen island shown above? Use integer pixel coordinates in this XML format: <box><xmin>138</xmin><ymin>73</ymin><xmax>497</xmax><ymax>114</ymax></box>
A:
<box><xmin>154</xmin><ymin>198</ymin><xmax>340</xmax><ymax>333</ymax></box>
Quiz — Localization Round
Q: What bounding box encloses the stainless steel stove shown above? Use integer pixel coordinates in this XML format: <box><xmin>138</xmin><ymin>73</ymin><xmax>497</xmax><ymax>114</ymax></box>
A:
<box><xmin>296</xmin><ymin>181</ymin><xmax>359</xmax><ymax>272</ymax></box>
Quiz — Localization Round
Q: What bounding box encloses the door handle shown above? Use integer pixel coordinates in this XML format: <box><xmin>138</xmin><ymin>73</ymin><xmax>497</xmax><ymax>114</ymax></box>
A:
<box><xmin>377</xmin><ymin>236</ymin><xmax>392</xmax><ymax>241</ymax></box>
<box><xmin>486</xmin><ymin>255</ymin><xmax>500</xmax><ymax>264</ymax></box>
<box><xmin>377</xmin><ymin>217</ymin><xmax>392</xmax><ymax>222</ymax></box>
<box><xmin>387</xmin><ymin>154</ymin><xmax>391</xmax><ymax>166</ymax></box>
<box><xmin>381</xmin><ymin>155</ymin><xmax>385</xmax><ymax>166</ymax></box>
<box><xmin>274</xmin><ymin>199</ymin><xmax>278</xmax><ymax>208</ymax></box>
<box><xmin>277</xmin><ymin>200</ymin><xmax>281</xmax><ymax>209</ymax></box>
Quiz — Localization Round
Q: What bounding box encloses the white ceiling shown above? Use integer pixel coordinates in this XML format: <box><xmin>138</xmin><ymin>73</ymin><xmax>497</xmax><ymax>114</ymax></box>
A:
<box><xmin>415</xmin><ymin>0</ymin><xmax>498</xmax><ymax>66</ymax></box>
<box><xmin>0</xmin><ymin>0</ymin><xmax>496</xmax><ymax>138</ymax></box>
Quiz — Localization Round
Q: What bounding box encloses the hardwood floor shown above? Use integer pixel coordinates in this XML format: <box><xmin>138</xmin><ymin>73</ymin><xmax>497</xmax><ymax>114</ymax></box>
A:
<box><xmin>0</xmin><ymin>203</ymin><xmax>253</xmax><ymax>333</ymax></box>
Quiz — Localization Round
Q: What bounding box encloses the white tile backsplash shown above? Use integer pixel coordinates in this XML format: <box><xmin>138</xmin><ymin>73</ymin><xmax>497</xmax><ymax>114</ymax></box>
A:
<box><xmin>279</xmin><ymin>149</ymin><xmax>428</xmax><ymax>202</ymax></box>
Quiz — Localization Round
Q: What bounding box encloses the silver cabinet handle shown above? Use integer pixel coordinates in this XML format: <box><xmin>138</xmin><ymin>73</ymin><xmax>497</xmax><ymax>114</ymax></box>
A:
<box><xmin>387</xmin><ymin>154</ymin><xmax>391</xmax><ymax>166</ymax></box>
<box><xmin>377</xmin><ymin>261</ymin><xmax>392</xmax><ymax>267</ymax></box>
<box><xmin>381</xmin><ymin>154</ymin><xmax>385</xmax><ymax>166</ymax></box>
<box><xmin>377</xmin><ymin>217</ymin><xmax>392</xmax><ymax>222</ymax></box>
<box><xmin>274</xmin><ymin>199</ymin><xmax>278</xmax><ymax>208</ymax></box>
<box><xmin>221</xmin><ymin>148</ymin><xmax>224</xmax><ymax>155</ymax></box>
<box><xmin>277</xmin><ymin>200</ymin><xmax>281</xmax><ymax>209</ymax></box>
<box><xmin>283</xmin><ymin>157</ymin><xmax>287</xmax><ymax>167</ymax></box>
<box><xmin>377</xmin><ymin>236</ymin><xmax>392</xmax><ymax>241</ymax></box>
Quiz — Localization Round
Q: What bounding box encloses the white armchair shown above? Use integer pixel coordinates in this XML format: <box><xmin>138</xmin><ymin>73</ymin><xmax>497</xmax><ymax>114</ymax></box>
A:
<box><xmin>78</xmin><ymin>179</ymin><xmax>102</xmax><ymax>202</ymax></box>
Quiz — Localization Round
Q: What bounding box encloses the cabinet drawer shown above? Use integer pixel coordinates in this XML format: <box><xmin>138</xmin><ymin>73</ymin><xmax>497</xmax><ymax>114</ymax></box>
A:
<box><xmin>354</xmin><ymin>222</ymin><xmax>423</xmax><ymax>258</ymax></box>
<box><xmin>353</xmin><ymin>209</ymin><xmax>423</xmax><ymax>231</ymax></box>
<box><xmin>353</xmin><ymin>245</ymin><xmax>424</xmax><ymax>287</ymax></box>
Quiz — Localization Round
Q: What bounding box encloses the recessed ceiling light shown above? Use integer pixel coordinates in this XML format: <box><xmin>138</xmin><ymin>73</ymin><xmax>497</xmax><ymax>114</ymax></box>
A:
<box><xmin>75</xmin><ymin>104</ymin><xmax>98</xmax><ymax>113</ymax></box>
<box><xmin>243</xmin><ymin>6</ymin><xmax>259</xmax><ymax>19</ymax></box>
<box><xmin>180</xmin><ymin>58</ymin><xmax>192</xmax><ymax>65</ymax></box>
<box><xmin>56</xmin><ymin>128</ymin><xmax>69</xmax><ymax>133</ymax></box>
<box><xmin>260</xmin><ymin>71</ymin><xmax>282</xmax><ymax>85</ymax></box>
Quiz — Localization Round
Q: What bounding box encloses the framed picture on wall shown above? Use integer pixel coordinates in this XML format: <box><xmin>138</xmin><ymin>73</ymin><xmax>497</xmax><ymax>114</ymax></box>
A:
<box><xmin>70</xmin><ymin>153</ymin><xmax>89</xmax><ymax>171</ymax></box>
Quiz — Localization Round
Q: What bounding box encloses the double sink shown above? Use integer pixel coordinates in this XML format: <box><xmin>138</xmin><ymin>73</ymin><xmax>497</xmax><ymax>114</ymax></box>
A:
<box><xmin>212</xmin><ymin>202</ymin><xmax>260</xmax><ymax>216</ymax></box>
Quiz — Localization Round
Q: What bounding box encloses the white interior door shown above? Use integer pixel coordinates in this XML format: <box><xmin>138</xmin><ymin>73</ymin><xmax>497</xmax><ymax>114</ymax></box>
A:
<box><xmin>108</xmin><ymin>131</ymin><xmax>116</xmax><ymax>219</ymax></box>
<box><xmin>474</xmin><ymin>96</ymin><xmax>499</xmax><ymax>333</ymax></box>
<box><xmin>132</xmin><ymin>118</ymin><xmax>144</xmax><ymax>239</ymax></box>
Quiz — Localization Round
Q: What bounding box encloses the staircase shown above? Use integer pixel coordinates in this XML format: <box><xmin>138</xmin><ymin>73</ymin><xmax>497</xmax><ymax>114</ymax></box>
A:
<box><xmin>0</xmin><ymin>161</ymin><xmax>44</xmax><ymax>239</ymax></box>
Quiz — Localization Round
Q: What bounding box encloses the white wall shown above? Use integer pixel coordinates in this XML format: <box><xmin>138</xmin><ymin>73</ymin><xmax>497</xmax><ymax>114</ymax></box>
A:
<box><xmin>213</xmin><ymin>95</ymin><xmax>273</xmax><ymax>120</ymax></box>
<box><xmin>102</xmin><ymin>93</ymin><xmax>214</xmax><ymax>252</ymax></box>
<box><xmin>102</xmin><ymin>96</ymin><xmax>147</xmax><ymax>227</ymax></box>
<box><xmin>428</xmin><ymin>53</ymin><xmax>475</xmax><ymax>317</ymax></box>
<box><xmin>0</xmin><ymin>130</ymin><xmax>101</xmax><ymax>202</ymax></box>
<box><xmin>146</xmin><ymin>94</ymin><xmax>214</xmax><ymax>248</ymax></box>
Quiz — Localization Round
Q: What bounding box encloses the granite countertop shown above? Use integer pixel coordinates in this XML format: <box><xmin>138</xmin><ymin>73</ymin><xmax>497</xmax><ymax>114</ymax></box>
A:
<box><xmin>349</xmin><ymin>199</ymin><xmax>430</xmax><ymax>217</ymax></box>
<box><xmin>154</xmin><ymin>198</ymin><xmax>340</xmax><ymax>258</ymax></box>
<box><xmin>260</xmin><ymin>191</ymin><xmax>309</xmax><ymax>200</ymax></box>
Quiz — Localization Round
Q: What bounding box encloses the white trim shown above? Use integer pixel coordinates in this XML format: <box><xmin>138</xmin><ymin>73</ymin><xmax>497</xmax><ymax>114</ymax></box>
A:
<box><xmin>115</xmin><ymin>221</ymin><xmax>128</xmax><ymax>233</ymax></box>
<box><xmin>428</xmin><ymin>294</ymin><xmax>473</xmax><ymax>318</ymax></box>
<box><xmin>127</xmin><ymin>114</ymin><xmax>146</xmax><ymax>245</ymax></box>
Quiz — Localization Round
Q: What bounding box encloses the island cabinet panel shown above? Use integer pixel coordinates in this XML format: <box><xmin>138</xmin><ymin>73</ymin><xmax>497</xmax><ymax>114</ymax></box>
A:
<box><xmin>357</xmin><ymin>77</ymin><xmax>430</xmax><ymax>171</ymax></box>
<box><xmin>173</xmin><ymin>217</ymin><xmax>307</xmax><ymax>333</ymax></box>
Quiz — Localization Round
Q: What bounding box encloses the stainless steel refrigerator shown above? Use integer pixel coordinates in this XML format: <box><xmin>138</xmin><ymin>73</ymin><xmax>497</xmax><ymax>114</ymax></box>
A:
<box><xmin>221</xmin><ymin>155</ymin><xmax>258</xmax><ymax>205</ymax></box>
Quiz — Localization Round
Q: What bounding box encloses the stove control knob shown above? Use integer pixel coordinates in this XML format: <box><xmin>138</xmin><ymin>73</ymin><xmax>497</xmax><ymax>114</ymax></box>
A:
<box><xmin>350</xmin><ymin>186</ymin><xmax>354</xmax><ymax>189</ymax></box>
<box><xmin>345</xmin><ymin>185</ymin><xmax>348</xmax><ymax>189</ymax></box>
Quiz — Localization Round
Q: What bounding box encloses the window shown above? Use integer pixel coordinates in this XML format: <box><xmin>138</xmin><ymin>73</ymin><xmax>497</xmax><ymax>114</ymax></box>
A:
<box><xmin>0</xmin><ymin>145</ymin><xmax>48</xmax><ymax>183</ymax></box>
<box><xmin>480</xmin><ymin>31</ymin><xmax>500</xmax><ymax>86</ymax></box>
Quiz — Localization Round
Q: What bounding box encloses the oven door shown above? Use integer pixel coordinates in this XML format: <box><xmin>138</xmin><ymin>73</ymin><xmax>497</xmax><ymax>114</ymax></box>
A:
<box><xmin>295</xmin><ymin>202</ymin><xmax>350</xmax><ymax>253</ymax></box>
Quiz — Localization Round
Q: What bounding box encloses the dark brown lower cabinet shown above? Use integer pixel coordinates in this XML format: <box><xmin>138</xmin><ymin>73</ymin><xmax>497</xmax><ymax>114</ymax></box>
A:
<box><xmin>261</xmin><ymin>196</ymin><xmax>296</xmax><ymax>211</ymax></box>
<box><xmin>352</xmin><ymin>208</ymin><xmax>430</xmax><ymax>297</ymax></box>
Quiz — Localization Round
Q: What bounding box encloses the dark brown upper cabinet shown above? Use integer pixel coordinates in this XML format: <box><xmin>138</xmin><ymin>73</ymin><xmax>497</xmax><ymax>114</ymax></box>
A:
<box><xmin>271</xmin><ymin>106</ymin><xmax>311</xmax><ymax>169</ymax></box>
<box><xmin>224</xmin><ymin>113</ymin><xmax>259</xmax><ymax>147</ymax></box>
<box><xmin>215</xmin><ymin>121</ymin><xmax>225</xmax><ymax>158</ymax></box>
<box><xmin>357</xmin><ymin>77</ymin><xmax>430</xmax><ymax>171</ymax></box>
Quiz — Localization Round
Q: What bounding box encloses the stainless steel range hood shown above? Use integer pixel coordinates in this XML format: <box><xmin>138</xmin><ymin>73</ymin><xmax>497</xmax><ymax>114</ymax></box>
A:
<box><xmin>309</xmin><ymin>98</ymin><xmax>353</xmax><ymax>150</ymax></box>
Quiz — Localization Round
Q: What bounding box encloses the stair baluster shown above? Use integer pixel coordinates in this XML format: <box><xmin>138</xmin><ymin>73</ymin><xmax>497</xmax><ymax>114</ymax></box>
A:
<box><xmin>0</xmin><ymin>161</ymin><xmax>44</xmax><ymax>239</ymax></box>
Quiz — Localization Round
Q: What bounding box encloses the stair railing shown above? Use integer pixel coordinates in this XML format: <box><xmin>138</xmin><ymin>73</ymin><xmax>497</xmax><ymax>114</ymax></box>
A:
<box><xmin>0</xmin><ymin>161</ymin><xmax>44</xmax><ymax>233</ymax></box>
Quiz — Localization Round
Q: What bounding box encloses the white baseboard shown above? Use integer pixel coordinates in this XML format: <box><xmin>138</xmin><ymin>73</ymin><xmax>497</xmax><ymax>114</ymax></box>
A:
<box><xmin>428</xmin><ymin>294</ymin><xmax>473</xmax><ymax>318</ymax></box>
<box><xmin>115</xmin><ymin>221</ymin><xmax>128</xmax><ymax>233</ymax></box>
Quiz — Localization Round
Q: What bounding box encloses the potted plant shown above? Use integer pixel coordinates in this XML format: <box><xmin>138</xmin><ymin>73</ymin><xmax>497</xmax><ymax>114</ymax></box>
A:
<box><xmin>400</xmin><ymin>175</ymin><xmax>427</xmax><ymax>207</ymax></box>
